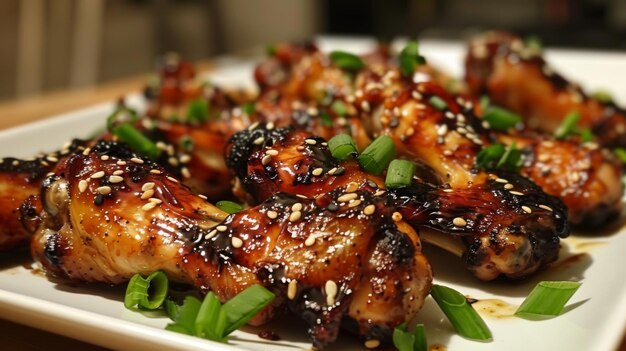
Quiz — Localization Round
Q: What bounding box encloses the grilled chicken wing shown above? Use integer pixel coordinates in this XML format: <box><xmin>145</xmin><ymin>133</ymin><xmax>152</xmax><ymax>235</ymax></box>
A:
<box><xmin>31</xmin><ymin>140</ymin><xmax>431</xmax><ymax>348</ymax></box>
<box><xmin>465</xmin><ymin>31</ymin><xmax>626</xmax><ymax>148</ymax></box>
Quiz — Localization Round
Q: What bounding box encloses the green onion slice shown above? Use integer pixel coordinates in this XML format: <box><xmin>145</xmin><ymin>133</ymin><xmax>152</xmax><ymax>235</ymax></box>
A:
<box><xmin>195</xmin><ymin>292</ymin><xmax>227</xmax><ymax>341</ymax></box>
<box><xmin>614</xmin><ymin>148</ymin><xmax>626</xmax><ymax>163</ymax></box>
<box><xmin>579</xmin><ymin>128</ymin><xmax>594</xmax><ymax>142</ymax></box>
<box><xmin>477</xmin><ymin>143</ymin><xmax>522</xmax><ymax>171</ymax></box>
<box><xmin>429</xmin><ymin>96</ymin><xmax>448</xmax><ymax>111</ymax></box>
<box><xmin>187</xmin><ymin>99</ymin><xmax>210</xmax><ymax>123</ymax></box>
<box><xmin>496</xmin><ymin>141</ymin><xmax>522</xmax><ymax>171</ymax></box>
<box><xmin>242</xmin><ymin>102</ymin><xmax>255</xmax><ymax>116</ymax></box>
<box><xmin>166</xmin><ymin>295</ymin><xmax>202</xmax><ymax>334</ymax></box>
<box><xmin>124</xmin><ymin>271</ymin><xmax>169</xmax><ymax>310</ymax></box>
<box><xmin>385</xmin><ymin>159</ymin><xmax>416</xmax><ymax>189</ymax></box>
<box><xmin>220</xmin><ymin>285</ymin><xmax>275</xmax><ymax>335</ymax></box>
<box><xmin>525</xmin><ymin>35</ymin><xmax>543</xmax><ymax>52</ymax></box>
<box><xmin>320</xmin><ymin>112</ymin><xmax>333</xmax><ymax>127</ymax></box>
<box><xmin>331</xmin><ymin>100</ymin><xmax>348</xmax><ymax>116</ymax></box>
<box><xmin>479</xmin><ymin>95</ymin><xmax>490</xmax><ymax>112</ymax></box>
<box><xmin>328</xmin><ymin>134</ymin><xmax>358</xmax><ymax>160</ymax></box>
<box><xmin>114</xmin><ymin>123</ymin><xmax>161</xmax><ymax>159</ymax></box>
<box><xmin>216</xmin><ymin>200</ymin><xmax>244</xmax><ymax>214</ymax></box>
<box><xmin>591</xmin><ymin>90</ymin><xmax>613</xmax><ymax>104</ymax></box>
<box><xmin>554</xmin><ymin>111</ymin><xmax>580</xmax><ymax>139</ymax></box>
<box><xmin>483</xmin><ymin>106</ymin><xmax>522</xmax><ymax>130</ymax></box>
<box><xmin>430</xmin><ymin>284</ymin><xmax>492</xmax><ymax>341</ymax></box>
<box><xmin>107</xmin><ymin>107</ymin><xmax>138</xmax><ymax>132</ymax></box>
<box><xmin>515</xmin><ymin>281</ymin><xmax>582</xmax><ymax>319</ymax></box>
<box><xmin>399</xmin><ymin>41</ymin><xmax>426</xmax><ymax>77</ymax></box>
<box><xmin>393</xmin><ymin>323</ymin><xmax>427</xmax><ymax>351</ymax></box>
<box><xmin>266</xmin><ymin>44</ymin><xmax>277</xmax><ymax>57</ymax></box>
<box><xmin>358</xmin><ymin>135</ymin><xmax>396</xmax><ymax>175</ymax></box>
<box><xmin>329</xmin><ymin>51</ymin><xmax>365</xmax><ymax>71</ymax></box>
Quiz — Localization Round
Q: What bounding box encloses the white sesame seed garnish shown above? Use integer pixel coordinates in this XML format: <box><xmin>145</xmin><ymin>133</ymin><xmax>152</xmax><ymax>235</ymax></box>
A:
<box><xmin>363</xmin><ymin>204</ymin><xmax>376</xmax><ymax>215</ymax></box>
<box><xmin>179</xmin><ymin>154</ymin><xmax>191</xmax><ymax>164</ymax></box>
<box><xmin>337</xmin><ymin>193</ymin><xmax>358</xmax><ymax>203</ymax></box>
<box><xmin>91</xmin><ymin>171</ymin><xmax>105</xmax><ymax>179</ymax></box>
<box><xmin>231</xmin><ymin>237</ymin><xmax>243</xmax><ymax>248</ymax></box>
<box><xmin>348</xmin><ymin>199</ymin><xmax>362</xmax><ymax>208</ymax></box>
<box><xmin>113</xmin><ymin>170</ymin><xmax>124</xmax><ymax>175</ymax></box>
<box><xmin>142</xmin><ymin>202</ymin><xmax>157</xmax><ymax>211</ymax></box>
<box><xmin>168</xmin><ymin>157</ymin><xmax>179</xmax><ymax>167</ymax></box>
<box><xmin>296</xmin><ymin>194</ymin><xmax>308</xmax><ymax>199</ymax></box>
<box><xmin>437</xmin><ymin>124</ymin><xmax>448</xmax><ymax>136</ymax></box>
<box><xmin>482</xmin><ymin>121</ymin><xmax>491</xmax><ymax>129</ymax></box>
<box><xmin>312</xmin><ymin>168</ymin><xmax>323</xmax><ymax>176</ymax></box>
<box><xmin>510</xmin><ymin>191</ymin><xmax>524</xmax><ymax>196</ymax></box>
<box><xmin>148</xmin><ymin>198</ymin><xmax>162</xmax><ymax>204</ymax></box>
<box><xmin>304</xmin><ymin>234</ymin><xmax>316</xmax><ymax>247</ymax></box>
<box><xmin>287</xmin><ymin>280</ymin><xmax>298</xmax><ymax>300</ymax></box>
<box><xmin>495</xmin><ymin>178</ymin><xmax>508</xmax><ymax>183</ymax></box>
<box><xmin>262</xmin><ymin>155</ymin><xmax>272</xmax><ymax>166</ymax></box>
<box><xmin>248</xmin><ymin>121</ymin><xmax>260</xmax><ymax>131</ymax></box>
<box><xmin>130</xmin><ymin>157</ymin><xmax>144</xmax><ymax>164</ymax></box>
<box><xmin>265</xmin><ymin>149</ymin><xmax>279</xmax><ymax>156</ymax></box>
<box><xmin>412</xmin><ymin>91</ymin><xmax>423</xmax><ymax>100</ymax></box>
<box><xmin>374</xmin><ymin>190</ymin><xmax>386</xmax><ymax>196</ymax></box>
<box><xmin>108</xmin><ymin>175</ymin><xmax>123</xmax><ymax>184</ymax></box>
<box><xmin>346</xmin><ymin>182</ymin><xmax>359</xmax><ymax>193</ymax></box>
<box><xmin>266</xmin><ymin>122</ymin><xmax>275</xmax><ymax>130</ymax></box>
<box><xmin>305</xmin><ymin>139</ymin><xmax>317</xmax><ymax>145</ymax></box>
<box><xmin>216</xmin><ymin>225</ymin><xmax>227</xmax><ymax>232</ymax></box>
<box><xmin>453</xmin><ymin>217</ymin><xmax>467</xmax><ymax>227</ymax></box>
<box><xmin>204</xmin><ymin>229</ymin><xmax>217</xmax><ymax>240</ymax></box>
<box><xmin>325</xmin><ymin>280</ymin><xmax>338</xmax><ymax>306</ymax></box>
<box><xmin>46</xmin><ymin>156</ymin><xmax>59</xmax><ymax>162</ymax></box>
<box><xmin>141</xmin><ymin>182</ymin><xmax>154</xmax><ymax>192</ymax></box>
<box><xmin>539</xmin><ymin>204</ymin><xmax>553</xmax><ymax>212</ymax></box>
<box><xmin>392</xmin><ymin>212</ymin><xmax>403</xmax><ymax>221</ymax></box>
<box><xmin>150</xmin><ymin>169</ymin><xmax>162</xmax><ymax>174</ymax></box>
<box><xmin>100</xmin><ymin>155</ymin><xmax>109</xmax><ymax>161</ymax></box>
<box><xmin>82</xmin><ymin>147</ymin><xmax>91</xmax><ymax>156</ymax></box>
<box><xmin>361</xmin><ymin>100</ymin><xmax>370</xmax><ymax>112</ymax></box>
<box><xmin>78</xmin><ymin>180</ymin><xmax>88</xmax><ymax>193</ymax></box>
<box><xmin>522</xmin><ymin>206</ymin><xmax>532</xmax><ymax>214</ymax></box>
<box><xmin>289</xmin><ymin>211</ymin><xmax>302</xmax><ymax>222</ymax></box>
<box><xmin>291</xmin><ymin>203</ymin><xmax>303</xmax><ymax>212</ymax></box>
<box><xmin>141</xmin><ymin>189</ymin><xmax>155</xmax><ymax>200</ymax></box>
<box><xmin>96</xmin><ymin>186</ymin><xmax>112</xmax><ymax>195</ymax></box>
<box><xmin>198</xmin><ymin>194</ymin><xmax>208</xmax><ymax>200</ymax></box>
<box><xmin>504</xmin><ymin>183</ymin><xmax>514</xmax><ymax>190</ymax></box>
<box><xmin>327</xmin><ymin>167</ymin><xmax>338</xmax><ymax>175</ymax></box>
<box><xmin>364</xmin><ymin>339</ymin><xmax>381</xmax><ymax>349</ymax></box>
<box><xmin>166</xmin><ymin>176</ymin><xmax>179</xmax><ymax>183</ymax></box>
<box><xmin>181</xmin><ymin>167</ymin><xmax>191</xmax><ymax>179</ymax></box>
<box><xmin>307</xmin><ymin>107</ymin><xmax>319</xmax><ymax>116</ymax></box>
<box><xmin>443</xmin><ymin>188</ymin><xmax>453</xmax><ymax>193</ymax></box>
<box><xmin>405</xmin><ymin>127</ymin><xmax>415</xmax><ymax>137</ymax></box>
<box><xmin>253</xmin><ymin>137</ymin><xmax>265</xmax><ymax>145</ymax></box>
<box><xmin>266</xmin><ymin>210</ymin><xmax>278</xmax><ymax>219</ymax></box>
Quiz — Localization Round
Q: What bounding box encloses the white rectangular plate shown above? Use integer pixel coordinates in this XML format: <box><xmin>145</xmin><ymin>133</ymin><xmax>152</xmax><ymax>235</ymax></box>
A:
<box><xmin>1</xmin><ymin>37</ymin><xmax>625</xmax><ymax>351</ymax></box>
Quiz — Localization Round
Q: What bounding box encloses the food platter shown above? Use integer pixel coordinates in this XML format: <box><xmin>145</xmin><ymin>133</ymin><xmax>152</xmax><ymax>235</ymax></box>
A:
<box><xmin>0</xmin><ymin>37</ymin><xmax>625</xmax><ymax>351</ymax></box>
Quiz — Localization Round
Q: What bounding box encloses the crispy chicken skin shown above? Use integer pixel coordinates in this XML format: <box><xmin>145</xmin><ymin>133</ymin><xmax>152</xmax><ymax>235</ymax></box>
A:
<box><xmin>31</xmin><ymin>140</ymin><xmax>431</xmax><ymax>348</ymax></box>
<box><xmin>465</xmin><ymin>31</ymin><xmax>626</xmax><ymax>148</ymax></box>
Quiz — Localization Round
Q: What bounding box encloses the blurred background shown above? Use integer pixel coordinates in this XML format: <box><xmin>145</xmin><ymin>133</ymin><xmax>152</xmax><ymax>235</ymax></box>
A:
<box><xmin>2</xmin><ymin>0</ymin><xmax>626</xmax><ymax>102</ymax></box>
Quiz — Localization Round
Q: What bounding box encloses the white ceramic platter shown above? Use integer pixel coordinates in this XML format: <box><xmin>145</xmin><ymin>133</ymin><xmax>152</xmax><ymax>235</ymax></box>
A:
<box><xmin>0</xmin><ymin>37</ymin><xmax>625</xmax><ymax>351</ymax></box>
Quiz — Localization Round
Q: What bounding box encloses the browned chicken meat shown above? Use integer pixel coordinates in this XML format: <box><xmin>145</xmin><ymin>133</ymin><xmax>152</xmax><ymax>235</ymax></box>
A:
<box><xmin>31</xmin><ymin>140</ymin><xmax>432</xmax><ymax>348</ymax></box>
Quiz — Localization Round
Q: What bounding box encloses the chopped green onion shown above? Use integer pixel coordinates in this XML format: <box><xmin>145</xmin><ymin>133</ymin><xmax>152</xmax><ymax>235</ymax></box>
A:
<box><xmin>358</xmin><ymin>135</ymin><xmax>396</xmax><ymax>175</ymax></box>
<box><xmin>179</xmin><ymin>136</ymin><xmax>194</xmax><ymax>152</ymax></box>
<box><xmin>385</xmin><ymin>159</ymin><xmax>415</xmax><ymax>189</ymax></box>
<box><xmin>331</xmin><ymin>100</ymin><xmax>348</xmax><ymax>116</ymax></box>
<box><xmin>477</xmin><ymin>143</ymin><xmax>522</xmax><ymax>172</ymax></box>
<box><xmin>266</xmin><ymin>44</ymin><xmax>277</xmax><ymax>57</ymax></box>
<box><xmin>525</xmin><ymin>35</ymin><xmax>542</xmax><ymax>52</ymax></box>
<box><xmin>515</xmin><ymin>281</ymin><xmax>582</xmax><ymax>319</ymax></box>
<box><xmin>328</xmin><ymin>134</ymin><xmax>358</xmax><ymax>160</ymax></box>
<box><xmin>195</xmin><ymin>292</ymin><xmax>227</xmax><ymax>341</ymax></box>
<box><xmin>496</xmin><ymin>141</ymin><xmax>522</xmax><ymax>171</ymax></box>
<box><xmin>329</xmin><ymin>51</ymin><xmax>365</xmax><ymax>71</ymax></box>
<box><xmin>124</xmin><ymin>271</ymin><xmax>169</xmax><ymax>310</ymax></box>
<box><xmin>554</xmin><ymin>111</ymin><xmax>580</xmax><ymax>139</ymax></box>
<box><xmin>591</xmin><ymin>90</ymin><xmax>613</xmax><ymax>104</ymax></box>
<box><xmin>429</xmin><ymin>96</ymin><xmax>448</xmax><ymax>111</ymax></box>
<box><xmin>614</xmin><ymin>148</ymin><xmax>626</xmax><ymax>163</ymax></box>
<box><xmin>220</xmin><ymin>284</ymin><xmax>275</xmax><ymax>335</ymax></box>
<box><xmin>320</xmin><ymin>112</ymin><xmax>333</xmax><ymax>127</ymax></box>
<box><xmin>107</xmin><ymin>107</ymin><xmax>138</xmax><ymax>132</ymax></box>
<box><xmin>393</xmin><ymin>323</ymin><xmax>427</xmax><ymax>351</ymax></box>
<box><xmin>399</xmin><ymin>41</ymin><xmax>426</xmax><ymax>77</ymax></box>
<box><xmin>166</xmin><ymin>295</ymin><xmax>202</xmax><ymax>334</ymax></box>
<box><xmin>479</xmin><ymin>95</ymin><xmax>490</xmax><ymax>112</ymax></box>
<box><xmin>579</xmin><ymin>128</ymin><xmax>594</xmax><ymax>142</ymax></box>
<box><xmin>216</xmin><ymin>200</ymin><xmax>244</xmax><ymax>214</ymax></box>
<box><xmin>483</xmin><ymin>106</ymin><xmax>522</xmax><ymax>130</ymax></box>
<box><xmin>187</xmin><ymin>99</ymin><xmax>209</xmax><ymax>123</ymax></box>
<box><xmin>242</xmin><ymin>102</ymin><xmax>255</xmax><ymax>116</ymax></box>
<box><xmin>114</xmin><ymin>123</ymin><xmax>161</xmax><ymax>159</ymax></box>
<box><xmin>430</xmin><ymin>284</ymin><xmax>492</xmax><ymax>341</ymax></box>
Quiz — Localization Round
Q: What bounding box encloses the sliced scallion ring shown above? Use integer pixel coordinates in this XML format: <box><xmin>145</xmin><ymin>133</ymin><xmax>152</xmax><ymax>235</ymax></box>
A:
<box><xmin>399</xmin><ymin>41</ymin><xmax>426</xmax><ymax>78</ymax></box>
<box><xmin>385</xmin><ymin>159</ymin><xmax>416</xmax><ymax>189</ymax></box>
<box><xmin>430</xmin><ymin>284</ymin><xmax>492</xmax><ymax>341</ymax></box>
<box><xmin>358</xmin><ymin>135</ymin><xmax>396</xmax><ymax>175</ymax></box>
<box><xmin>328</xmin><ymin>134</ymin><xmax>358</xmax><ymax>160</ymax></box>
<box><xmin>187</xmin><ymin>99</ymin><xmax>210</xmax><ymax>123</ymax></box>
<box><xmin>429</xmin><ymin>96</ymin><xmax>448</xmax><ymax>111</ymax></box>
<box><xmin>216</xmin><ymin>201</ymin><xmax>244</xmax><ymax>214</ymax></box>
<box><xmin>114</xmin><ymin>123</ymin><xmax>161</xmax><ymax>159</ymax></box>
<box><xmin>124</xmin><ymin>271</ymin><xmax>169</xmax><ymax>310</ymax></box>
<box><xmin>329</xmin><ymin>51</ymin><xmax>365</xmax><ymax>71</ymax></box>
<box><xmin>483</xmin><ymin>106</ymin><xmax>522</xmax><ymax>130</ymax></box>
<box><xmin>107</xmin><ymin>107</ymin><xmax>138</xmax><ymax>132</ymax></box>
<box><xmin>393</xmin><ymin>323</ymin><xmax>427</xmax><ymax>351</ymax></box>
<box><xmin>554</xmin><ymin>111</ymin><xmax>581</xmax><ymax>139</ymax></box>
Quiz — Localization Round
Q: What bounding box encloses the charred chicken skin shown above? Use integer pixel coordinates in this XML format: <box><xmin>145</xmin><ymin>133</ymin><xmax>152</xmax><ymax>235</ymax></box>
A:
<box><xmin>465</xmin><ymin>31</ymin><xmax>626</xmax><ymax>148</ymax></box>
<box><xmin>31</xmin><ymin>140</ymin><xmax>431</xmax><ymax>348</ymax></box>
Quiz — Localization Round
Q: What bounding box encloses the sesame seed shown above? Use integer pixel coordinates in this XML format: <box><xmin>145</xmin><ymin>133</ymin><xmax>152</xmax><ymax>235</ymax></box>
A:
<box><xmin>168</xmin><ymin>157</ymin><xmax>179</xmax><ymax>167</ymax></box>
<box><xmin>179</xmin><ymin>154</ymin><xmax>191</xmax><ymax>164</ymax></box>
<box><xmin>538</xmin><ymin>154</ymin><xmax>550</xmax><ymax>162</ymax></box>
<box><xmin>337</xmin><ymin>193</ymin><xmax>358</xmax><ymax>202</ymax></box>
<box><xmin>142</xmin><ymin>182</ymin><xmax>155</xmax><ymax>191</ymax></box>
<box><xmin>204</xmin><ymin>230</ymin><xmax>217</xmax><ymax>240</ymax></box>
<box><xmin>148</xmin><ymin>198</ymin><xmax>162</xmax><ymax>204</ymax></box>
<box><xmin>405</xmin><ymin>127</ymin><xmax>415</xmax><ymax>137</ymax></box>
<box><xmin>504</xmin><ymin>183</ymin><xmax>514</xmax><ymax>190</ymax></box>
<box><xmin>361</xmin><ymin>100</ymin><xmax>370</xmax><ymax>112</ymax></box>
<box><xmin>130</xmin><ymin>157</ymin><xmax>144</xmax><ymax>164</ymax></box>
<box><xmin>198</xmin><ymin>194</ymin><xmax>208</xmax><ymax>200</ymax></box>
<box><xmin>100</xmin><ymin>155</ymin><xmax>109</xmax><ymax>161</ymax></box>
<box><xmin>304</xmin><ymin>234</ymin><xmax>316</xmax><ymax>246</ymax></box>
<box><xmin>253</xmin><ymin>137</ymin><xmax>265</xmax><ymax>145</ymax></box>
<box><xmin>265</xmin><ymin>149</ymin><xmax>279</xmax><ymax>156</ymax></box>
<box><xmin>571</xmin><ymin>172</ymin><xmax>581</xmax><ymax>182</ymax></box>
<box><xmin>346</xmin><ymin>182</ymin><xmax>359</xmax><ymax>193</ymax></box>
<box><xmin>495</xmin><ymin>178</ymin><xmax>508</xmax><ymax>183</ymax></box>
<box><xmin>363</xmin><ymin>204</ymin><xmax>375</xmax><ymax>215</ymax></box>
<box><xmin>453</xmin><ymin>217</ymin><xmax>467</xmax><ymax>227</ymax></box>
<box><xmin>348</xmin><ymin>199</ymin><xmax>362</xmax><ymax>208</ymax></box>
<box><xmin>109</xmin><ymin>175</ymin><xmax>124</xmax><ymax>183</ymax></box>
<box><xmin>267</xmin><ymin>210</ymin><xmax>278</xmax><ymax>219</ymax></box>
<box><xmin>91</xmin><ymin>171</ymin><xmax>105</xmax><ymax>179</ymax></box>
<box><xmin>412</xmin><ymin>91</ymin><xmax>423</xmax><ymax>100</ymax></box>
<box><xmin>141</xmin><ymin>189</ymin><xmax>155</xmax><ymax>200</ymax></box>
<box><xmin>328</xmin><ymin>167</ymin><xmax>338</xmax><ymax>175</ymax></box>
<box><xmin>364</xmin><ymin>339</ymin><xmax>380</xmax><ymax>349</ymax></box>
<box><xmin>289</xmin><ymin>211</ymin><xmax>302</xmax><ymax>222</ymax></box>
<box><xmin>393</xmin><ymin>107</ymin><xmax>401</xmax><ymax>116</ymax></box>
<box><xmin>113</xmin><ymin>170</ymin><xmax>124</xmax><ymax>175</ymax></box>
<box><xmin>522</xmin><ymin>206</ymin><xmax>532</xmax><ymax>214</ymax></box>
<box><xmin>325</xmin><ymin>280</ymin><xmax>338</xmax><ymax>306</ymax></box>
<box><xmin>392</xmin><ymin>212</ymin><xmax>403</xmax><ymax>221</ymax></box>
<box><xmin>262</xmin><ymin>155</ymin><xmax>272</xmax><ymax>165</ymax></box>
<box><xmin>457</xmin><ymin>127</ymin><xmax>468</xmax><ymax>135</ymax></box>
<box><xmin>296</xmin><ymin>145</ymin><xmax>306</xmax><ymax>151</ymax></box>
<box><xmin>216</xmin><ymin>225</ymin><xmax>227</xmax><ymax>232</ymax></box>
<box><xmin>374</xmin><ymin>190</ymin><xmax>386</xmax><ymax>196</ymax></box>
<box><xmin>482</xmin><ymin>121</ymin><xmax>491</xmax><ymax>129</ymax></box>
<box><xmin>305</xmin><ymin>138</ymin><xmax>317</xmax><ymax>145</ymax></box>
<box><xmin>46</xmin><ymin>156</ymin><xmax>59</xmax><ymax>162</ymax></box>
<box><xmin>510</xmin><ymin>191</ymin><xmax>524</xmax><ymax>196</ymax></box>
<box><xmin>82</xmin><ymin>147</ymin><xmax>91</xmax><ymax>156</ymax></box>
<box><xmin>142</xmin><ymin>202</ymin><xmax>156</xmax><ymax>211</ymax></box>
<box><xmin>539</xmin><ymin>204</ymin><xmax>553</xmax><ymax>212</ymax></box>
<box><xmin>287</xmin><ymin>280</ymin><xmax>298</xmax><ymax>300</ymax></box>
<box><xmin>443</xmin><ymin>188</ymin><xmax>453</xmax><ymax>193</ymax></box>
<box><xmin>296</xmin><ymin>194</ymin><xmax>308</xmax><ymax>199</ymax></box>
<box><xmin>231</xmin><ymin>237</ymin><xmax>243</xmax><ymax>248</ymax></box>
<box><xmin>266</xmin><ymin>122</ymin><xmax>275</xmax><ymax>130</ymax></box>
<box><xmin>312</xmin><ymin>168</ymin><xmax>323</xmax><ymax>176</ymax></box>
<box><xmin>291</xmin><ymin>203</ymin><xmax>303</xmax><ymax>212</ymax></box>
<box><xmin>150</xmin><ymin>169</ymin><xmax>162</xmax><ymax>174</ymax></box>
<box><xmin>437</xmin><ymin>124</ymin><xmax>448</xmax><ymax>136</ymax></box>
<box><xmin>78</xmin><ymin>180</ymin><xmax>88</xmax><ymax>193</ymax></box>
<box><xmin>166</xmin><ymin>176</ymin><xmax>179</xmax><ymax>183</ymax></box>
<box><xmin>307</xmin><ymin>107</ymin><xmax>319</xmax><ymax>116</ymax></box>
<box><xmin>456</xmin><ymin>114</ymin><xmax>466</xmax><ymax>123</ymax></box>
<box><xmin>248</xmin><ymin>121</ymin><xmax>260</xmax><ymax>130</ymax></box>
<box><xmin>181</xmin><ymin>167</ymin><xmax>191</xmax><ymax>179</ymax></box>
<box><xmin>96</xmin><ymin>186</ymin><xmax>111</xmax><ymax>195</ymax></box>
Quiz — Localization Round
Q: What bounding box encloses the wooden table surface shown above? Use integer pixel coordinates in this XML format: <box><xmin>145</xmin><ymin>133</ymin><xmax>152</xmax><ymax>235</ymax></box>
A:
<box><xmin>0</xmin><ymin>64</ymin><xmax>625</xmax><ymax>351</ymax></box>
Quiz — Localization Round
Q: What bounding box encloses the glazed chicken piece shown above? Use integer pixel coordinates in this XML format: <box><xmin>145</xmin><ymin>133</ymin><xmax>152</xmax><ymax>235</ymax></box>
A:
<box><xmin>31</xmin><ymin>140</ymin><xmax>430</xmax><ymax>348</ymax></box>
<box><xmin>465</xmin><ymin>31</ymin><xmax>626</xmax><ymax>148</ymax></box>
<box><xmin>226</xmin><ymin>125</ymin><xmax>567</xmax><ymax>280</ymax></box>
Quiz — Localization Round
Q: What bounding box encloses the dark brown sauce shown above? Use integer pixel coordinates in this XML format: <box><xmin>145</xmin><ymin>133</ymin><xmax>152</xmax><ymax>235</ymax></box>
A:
<box><xmin>257</xmin><ymin>330</ymin><xmax>281</xmax><ymax>341</ymax></box>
